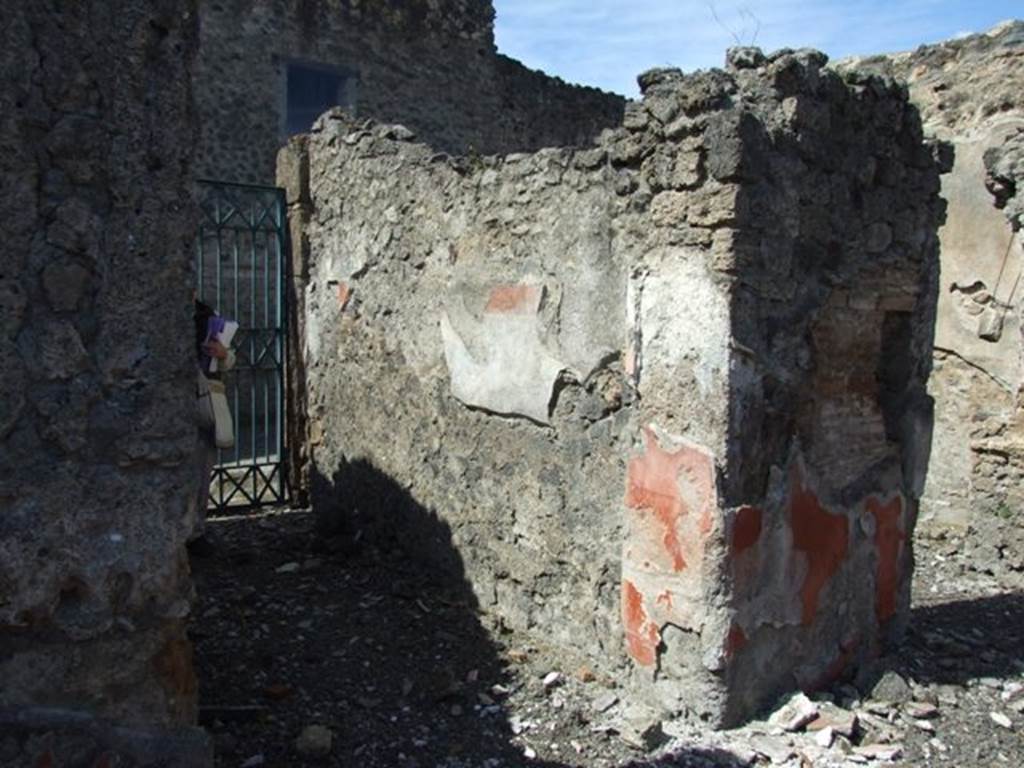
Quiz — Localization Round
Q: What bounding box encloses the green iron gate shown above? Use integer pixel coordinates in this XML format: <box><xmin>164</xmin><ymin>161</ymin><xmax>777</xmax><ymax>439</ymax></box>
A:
<box><xmin>195</xmin><ymin>180</ymin><xmax>289</xmax><ymax>512</ymax></box>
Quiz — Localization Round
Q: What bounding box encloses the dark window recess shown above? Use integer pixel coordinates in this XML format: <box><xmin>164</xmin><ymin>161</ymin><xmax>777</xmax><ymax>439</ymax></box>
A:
<box><xmin>286</xmin><ymin>65</ymin><xmax>344</xmax><ymax>135</ymax></box>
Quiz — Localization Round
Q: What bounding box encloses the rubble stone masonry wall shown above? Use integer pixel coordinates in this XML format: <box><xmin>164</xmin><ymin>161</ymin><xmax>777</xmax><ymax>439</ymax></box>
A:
<box><xmin>0</xmin><ymin>2</ymin><xmax>210</xmax><ymax>765</ymax></box>
<box><xmin>291</xmin><ymin>48</ymin><xmax>944</xmax><ymax>724</ymax></box>
<box><xmin>839</xmin><ymin>22</ymin><xmax>1024</xmax><ymax>584</ymax></box>
<box><xmin>195</xmin><ymin>0</ymin><xmax>624</xmax><ymax>184</ymax></box>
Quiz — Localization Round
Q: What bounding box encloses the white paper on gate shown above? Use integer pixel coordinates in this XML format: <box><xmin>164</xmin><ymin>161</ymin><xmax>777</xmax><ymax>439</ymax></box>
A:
<box><xmin>218</xmin><ymin>320</ymin><xmax>238</xmax><ymax>347</ymax></box>
<box><xmin>208</xmin><ymin>320</ymin><xmax>239</xmax><ymax>373</ymax></box>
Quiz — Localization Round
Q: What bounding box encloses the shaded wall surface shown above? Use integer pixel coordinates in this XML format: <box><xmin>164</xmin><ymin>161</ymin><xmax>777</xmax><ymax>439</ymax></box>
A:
<box><xmin>291</xmin><ymin>48</ymin><xmax>944</xmax><ymax>724</ymax></box>
<box><xmin>0</xmin><ymin>2</ymin><xmax>210</xmax><ymax>765</ymax></box>
<box><xmin>195</xmin><ymin>0</ymin><xmax>624</xmax><ymax>184</ymax></box>
<box><xmin>839</xmin><ymin>21</ymin><xmax>1024</xmax><ymax>583</ymax></box>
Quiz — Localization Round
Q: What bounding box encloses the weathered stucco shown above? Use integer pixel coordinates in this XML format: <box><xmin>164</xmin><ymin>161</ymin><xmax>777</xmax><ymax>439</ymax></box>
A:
<box><xmin>290</xmin><ymin>46</ymin><xmax>944</xmax><ymax>724</ymax></box>
<box><xmin>0</xmin><ymin>2</ymin><xmax>210</xmax><ymax>764</ymax></box>
<box><xmin>194</xmin><ymin>0</ymin><xmax>624</xmax><ymax>184</ymax></box>
<box><xmin>839</xmin><ymin>21</ymin><xmax>1024</xmax><ymax>584</ymax></box>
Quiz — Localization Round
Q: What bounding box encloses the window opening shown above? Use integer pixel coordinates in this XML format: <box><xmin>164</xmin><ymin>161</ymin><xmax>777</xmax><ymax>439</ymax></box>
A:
<box><xmin>285</xmin><ymin>63</ymin><xmax>354</xmax><ymax>136</ymax></box>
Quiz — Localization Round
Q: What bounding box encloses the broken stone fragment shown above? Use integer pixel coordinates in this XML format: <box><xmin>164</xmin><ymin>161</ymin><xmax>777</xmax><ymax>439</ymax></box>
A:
<box><xmin>295</xmin><ymin>724</ymin><xmax>333</xmax><ymax>757</ymax></box>
<box><xmin>636</xmin><ymin>67</ymin><xmax>685</xmax><ymax>93</ymax></box>
<box><xmin>865</xmin><ymin>221</ymin><xmax>893</xmax><ymax>253</ymax></box>
<box><xmin>1002</xmin><ymin>681</ymin><xmax>1024</xmax><ymax>702</ymax></box>
<box><xmin>989</xmin><ymin>711</ymin><xmax>1013</xmax><ymax>730</ymax></box>
<box><xmin>542</xmin><ymin>671</ymin><xmax>562</xmax><ymax>691</ymax></box>
<box><xmin>806</xmin><ymin>702</ymin><xmax>858</xmax><ymax>738</ymax></box>
<box><xmin>616</xmin><ymin>716</ymin><xmax>667</xmax><ymax>752</ymax></box>
<box><xmin>870</xmin><ymin>671</ymin><xmax>913</xmax><ymax>703</ymax></box>
<box><xmin>977</xmin><ymin>307</ymin><xmax>1004</xmax><ymax>341</ymax></box>
<box><xmin>813</xmin><ymin>725</ymin><xmax>834</xmax><ymax>747</ymax></box>
<box><xmin>748</xmin><ymin>734</ymin><xmax>796</xmax><ymax>763</ymax></box>
<box><xmin>726</xmin><ymin>47</ymin><xmax>767</xmax><ymax>70</ymax></box>
<box><xmin>622</xmin><ymin>103</ymin><xmax>650</xmax><ymax>132</ymax></box>
<box><xmin>902</xmin><ymin>700</ymin><xmax>939</xmax><ymax>719</ymax></box>
<box><xmin>853</xmin><ymin>743</ymin><xmax>903</xmax><ymax>761</ymax></box>
<box><xmin>768</xmin><ymin>692</ymin><xmax>819</xmax><ymax>732</ymax></box>
<box><xmin>381</xmin><ymin>124</ymin><xmax>416</xmax><ymax>141</ymax></box>
<box><xmin>593</xmin><ymin>692</ymin><xmax>619</xmax><ymax>713</ymax></box>
<box><xmin>38</xmin><ymin>320</ymin><xmax>90</xmax><ymax>381</ymax></box>
<box><xmin>614</xmin><ymin>702</ymin><xmax>668</xmax><ymax>752</ymax></box>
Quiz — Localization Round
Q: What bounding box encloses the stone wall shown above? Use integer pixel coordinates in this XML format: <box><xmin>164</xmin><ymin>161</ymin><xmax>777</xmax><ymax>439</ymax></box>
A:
<box><xmin>0</xmin><ymin>2</ymin><xmax>210</xmax><ymax>765</ymax></box>
<box><xmin>289</xmin><ymin>47</ymin><xmax>944</xmax><ymax>724</ymax></box>
<box><xmin>195</xmin><ymin>0</ymin><xmax>624</xmax><ymax>184</ymax></box>
<box><xmin>838</xmin><ymin>22</ymin><xmax>1024</xmax><ymax>583</ymax></box>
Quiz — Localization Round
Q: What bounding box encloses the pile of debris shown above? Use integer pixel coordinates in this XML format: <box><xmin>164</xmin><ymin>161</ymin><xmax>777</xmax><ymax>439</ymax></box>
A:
<box><xmin>190</xmin><ymin>510</ymin><xmax>1023</xmax><ymax>767</ymax></box>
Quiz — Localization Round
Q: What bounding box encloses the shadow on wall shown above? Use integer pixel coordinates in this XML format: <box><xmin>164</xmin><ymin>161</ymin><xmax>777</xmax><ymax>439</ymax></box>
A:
<box><xmin>306</xmin><ymin>458</ymin><xmax>747</xmax><ymax>767</ymax></box>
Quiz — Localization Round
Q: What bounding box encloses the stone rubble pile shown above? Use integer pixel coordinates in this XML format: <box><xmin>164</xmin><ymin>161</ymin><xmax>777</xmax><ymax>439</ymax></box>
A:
<box><xmin>190</xmin><ymin>511</ymin><xmax>1024</xmax><ymax>767</ymax></box>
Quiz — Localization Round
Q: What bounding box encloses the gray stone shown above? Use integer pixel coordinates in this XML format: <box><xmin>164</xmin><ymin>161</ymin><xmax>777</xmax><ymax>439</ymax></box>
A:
<box><xmin>768</xmin><ymin>692</ymin><xmax>819</xmax><ymax>732</ymax></box>
<box><xmin>748</xmin><ymin>734</ymin><xmax>796</xmax><ymax>763</ymax></box>
<box><xmin>726</xmin><ymin>47</ymin><xmax>767</xmax><ymax>70</ymax></box>
<box><xmin>854</xmin><ymin>743</ymin><xmax>903</xmax><ymax>761</ymax></box>
<box><xmin>616</xmin><ymin>705</ymin><xmax>668</xmax><ymax>751</ymax></box>
<box><xmin>807</xmin><ymin>702</ymin><xmax>858</xmax><ymax>738</ymax></box>
<box><xmin>0</xmin><ymin>279</ymin><xmax>28</xmax><ymax>336</ymax></box>
<box><xmin>871</xmin><ymin>671</ymin><xmax>914</xmax><ymax>704</ymax></box>
<box><xmin>865</xmin><ymin>222</ymin><xmax>893</xmax><ymax>253</ymax></box>
<box><xmin>41</xmin><ymin>260</ymin><xmax>91</xmax><ymax>313</ymax></box>
<box><xmin>989</xmin><ymin>711</ymin><xmax>1013</xmax><ymax>730</ymax></box>
<box><xmin>637</xmin><ymin>67</ymin><xmax>685</xmax><ymax>93</ymax></box>
<box><xmin>295</xmin><ymin>724</ymin><xmax>334</xmax><ymax>757</ymax></box>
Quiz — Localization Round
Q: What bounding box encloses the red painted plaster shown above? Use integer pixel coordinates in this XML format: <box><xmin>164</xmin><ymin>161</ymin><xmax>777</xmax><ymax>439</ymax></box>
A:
<box><xmin>790</xmin><ymin>469</ymin><xmax>849</xmax><ymax>626</ymax></box>
<box><xmin>484</xmin><ymin>284</ymin><xmax>539</xmax><ymax>315</ymax></box>
<box><xmin>336</xmin><ymin>281</ymin><xmax>352</xmax><ymax>310</ymax></box>
<box><xmin>625</xmin><ymin>428</ymin><xmax>715</xmax><ymax>572</ymax></box>
<box><xmin>732</xmin><ymin>506</ymin><xmax>763</xmax><ymax>554</ymax></box>
<box><xmin>868</xmin><ymin>495</ymin><xmax>905</xmax><ymax>623</ymax></box>
<box><xmin>656</xmin><ymin>590</ymin><xmax>674</xmax><ymax>609</ymax></box>
<box><xmin>726</xmin><ymin>623</ymin><xmax>748</xmax><ymax>658</ymax></box>
<box><xmin>622</xmin><ymin>580</ymin><xmax>659</xmax><ymax>667</ymax></box>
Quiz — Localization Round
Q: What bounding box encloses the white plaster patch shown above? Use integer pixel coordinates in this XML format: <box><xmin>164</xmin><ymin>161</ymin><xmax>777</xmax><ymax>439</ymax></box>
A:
<box><xmin>635</xmin><ymin>253</ymin><xmax>730</xmax><ymax>399</ymax></box>
<box><xmin>440</xmin><ymin>290</ymin><xmax>566</xmax><ymax>424</ymax></box>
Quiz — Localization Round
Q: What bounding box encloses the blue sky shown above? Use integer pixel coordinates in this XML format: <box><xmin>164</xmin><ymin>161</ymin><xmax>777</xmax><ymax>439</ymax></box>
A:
<box><xmin>493</xmin><ymin>1</ymin><xmax>1021</xmax><ymax>97</ymax></box>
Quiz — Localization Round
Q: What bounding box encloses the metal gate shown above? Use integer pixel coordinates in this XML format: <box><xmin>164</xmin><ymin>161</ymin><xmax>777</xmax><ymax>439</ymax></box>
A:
<box><xmin>195</xmin><ymin>180</ymin><xmax>289</xmax><ymax>512</ymax></box>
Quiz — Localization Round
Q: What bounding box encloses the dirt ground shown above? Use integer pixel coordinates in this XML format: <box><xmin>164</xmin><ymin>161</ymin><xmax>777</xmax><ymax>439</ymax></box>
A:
<box><xmin>190</xmin><ymin>509</ymin><xmax>1023</xmax><ymax>767</ymax></box>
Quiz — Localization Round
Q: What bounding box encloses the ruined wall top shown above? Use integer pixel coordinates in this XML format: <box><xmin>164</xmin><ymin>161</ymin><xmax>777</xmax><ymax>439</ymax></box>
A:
<box><xmin>217</xmin><ymin>0</ymin><xmax>495</xmax><ymax>45</ymax></box>
<box><xmin>835</xmin><ymin>20</ymin><xmax>1024</xmax><ymax>137</ymax></box>
<box><xmin>194</xmin><ymin>0</ymin><xmax>623</xmax><ymax>183</ymax></box>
